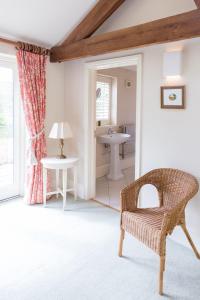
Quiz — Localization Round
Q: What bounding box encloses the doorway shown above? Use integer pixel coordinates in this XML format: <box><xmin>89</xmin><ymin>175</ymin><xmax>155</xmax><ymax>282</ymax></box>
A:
<box><xmin>95</xmin><ymin>66</ymin><xmax>136</xmax><ymax>209</ymax></box>
<box><xmin>84</xmin><ymin>55</ymin><xmax>142</xmax><ymax>205</ymax></box>
<box><xmin>0</xmin><ymin>54</ymin><xmax>24</xmax><ymax>200</ymax></box>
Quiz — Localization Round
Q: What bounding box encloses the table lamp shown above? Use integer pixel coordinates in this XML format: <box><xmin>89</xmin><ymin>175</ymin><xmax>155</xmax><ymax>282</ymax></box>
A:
<box><xmin>49</xmin><ymin>122</ymin><xmax>72</xmax><ymax>158</ymax></box>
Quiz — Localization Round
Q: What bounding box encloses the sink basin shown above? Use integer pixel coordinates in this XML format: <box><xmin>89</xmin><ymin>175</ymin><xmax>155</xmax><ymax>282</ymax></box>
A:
<box><xmin>98</xmin><ymin>133</ymin><xmax>130</xmax><ymax>145</ymax></box>
<box><xmin>98</xmin><ymin>133</ymin><xmax>131</xmax><ymax>180</ymax></box>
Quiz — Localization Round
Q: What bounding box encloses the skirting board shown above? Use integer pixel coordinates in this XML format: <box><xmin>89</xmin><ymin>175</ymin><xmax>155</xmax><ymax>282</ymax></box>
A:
<box><xmin>96</xmin><ymin>156</ymin><xmax>134</xmax><ymax>178</ymax></box>
<box><xmin>69</xmin><ymin>182</ymin><xmax>84</xmax><ymax>199</ymax></box>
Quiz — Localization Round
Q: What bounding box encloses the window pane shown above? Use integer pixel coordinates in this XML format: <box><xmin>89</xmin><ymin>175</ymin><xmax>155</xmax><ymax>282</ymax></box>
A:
<box><xmin>96</xmin><ymin>81</ymin><xmax>111</xmax><ymax>122</ymax></box>
<box><xmin>0</xmin><ymin>67</ymin><xmax>14</xmax><ymax>186</ymax></box>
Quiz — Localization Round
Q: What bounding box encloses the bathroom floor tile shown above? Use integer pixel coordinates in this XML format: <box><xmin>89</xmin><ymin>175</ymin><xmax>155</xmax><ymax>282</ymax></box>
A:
<box><xmin>96</xmin><ymin>176</ymin><xmax>109</xmax><ymax>205</ymax></box>
<box><xmin>124</xmin><ymin>167</ymin><xmax>135</xmax><ymax>185</ymax></box>
<box><xmin>95</xmin><ymin>167</ymin><xmax>135</xmax><ymax>210</ymax></box>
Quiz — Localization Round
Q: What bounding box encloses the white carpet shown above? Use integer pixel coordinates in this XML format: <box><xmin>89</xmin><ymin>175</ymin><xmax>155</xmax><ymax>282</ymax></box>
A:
<box><xmin>0</xmin><ymin>197</ymin><xmax>199</xmax><ymax>300</ymax></box>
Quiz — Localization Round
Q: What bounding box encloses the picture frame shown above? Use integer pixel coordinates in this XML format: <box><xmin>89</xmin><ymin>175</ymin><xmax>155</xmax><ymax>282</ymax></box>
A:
<box><xmin>160</xmin><ymin>86</ymin><xmax>185</xmax><ymax>109</ymax></box>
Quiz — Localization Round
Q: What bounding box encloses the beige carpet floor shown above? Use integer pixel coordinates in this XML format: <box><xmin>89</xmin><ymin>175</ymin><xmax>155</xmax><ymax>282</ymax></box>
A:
<box><xmin>0</xmin><ymin>197</ymin><xmax>199</xmax><ymax>300</ymax></box>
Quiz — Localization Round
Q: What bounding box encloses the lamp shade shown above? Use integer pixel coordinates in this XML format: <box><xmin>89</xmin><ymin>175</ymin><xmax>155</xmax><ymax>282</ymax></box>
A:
<box><xmin>49</xmin><ymin>122</ymin><xmax>72</xmax><ymax>139</ymax></box>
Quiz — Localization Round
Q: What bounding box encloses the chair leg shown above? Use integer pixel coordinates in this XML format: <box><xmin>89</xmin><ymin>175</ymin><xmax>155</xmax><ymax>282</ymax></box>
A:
<box><xmin>181</xmin><ymin>224</ymin><xmax>200</xmax><ymax>259</ymax></box>
<box><xmin>118</xmin><ymin>228</ymin><xmax>125</xmax><ymax>257</ymax></box>
<box><xmin>159</xmin><ymin>256</ymin><xmax>165</xmax><ymax>295</ymax></box>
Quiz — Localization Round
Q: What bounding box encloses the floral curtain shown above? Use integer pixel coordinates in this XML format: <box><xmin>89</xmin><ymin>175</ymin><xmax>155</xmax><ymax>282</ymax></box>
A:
<box><xmin>17</xmin><ymin>50</ymin><xmax>48</xmax><ymax>204</ymax></box>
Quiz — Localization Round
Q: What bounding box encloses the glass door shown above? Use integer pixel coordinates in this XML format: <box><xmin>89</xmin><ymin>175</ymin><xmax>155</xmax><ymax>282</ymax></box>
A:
<box><xmin>0</xmin><ymin>56</ymin><xmax>22</xmax><ymax>200</ymax></box>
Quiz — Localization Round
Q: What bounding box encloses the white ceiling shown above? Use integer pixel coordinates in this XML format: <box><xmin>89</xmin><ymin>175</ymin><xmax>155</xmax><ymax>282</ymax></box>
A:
<box><xmin>0</xmin><ymin>0</ymin><xmax>97</xmax><ymax>48</ymax></box>
<box><xmin>95</xmin><ymin>0</ymin><xmax>196</xmax><ymax>35</ymax></box>
<box><xmin>0</xmin><ymin>0</ymin><xmax>196</xmax><ymax>49</ymax></box>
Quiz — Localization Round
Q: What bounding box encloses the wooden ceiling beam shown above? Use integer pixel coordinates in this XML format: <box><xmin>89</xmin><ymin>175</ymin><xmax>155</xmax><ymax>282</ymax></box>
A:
<box><xmin>50</xmin><ymin>9</ymin><xmax>200</xmax><ymax>62</ymax></box>
<box><xmin>61</xmin><ymin>0</ymin><xmax>125</xmax><ymax>46</ymax></box>
<box><xmin>194</xmin><ymin>0</ymin><xmax>200</xmax><ymax>8</ymax></box>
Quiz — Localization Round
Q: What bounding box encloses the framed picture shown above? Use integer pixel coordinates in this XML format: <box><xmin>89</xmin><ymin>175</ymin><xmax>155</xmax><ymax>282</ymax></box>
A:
<box><xmin>161</xmin><ymin>86</ymin><xmax>185</xmax><ymax>109</ymax></box>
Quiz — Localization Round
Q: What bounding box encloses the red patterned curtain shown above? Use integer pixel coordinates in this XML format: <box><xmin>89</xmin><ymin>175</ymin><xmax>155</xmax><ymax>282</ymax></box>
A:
<box><xmin>17</xmin><ymin>50</ymin><xmax>47</xmax><ymax>204</ymax></box>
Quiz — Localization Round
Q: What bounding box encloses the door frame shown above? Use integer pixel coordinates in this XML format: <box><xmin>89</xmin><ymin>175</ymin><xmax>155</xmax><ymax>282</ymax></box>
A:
<box><xmin>84</xmin><ymin>54</ymin><xmax>143</xmax><ymax>200</ymax></box>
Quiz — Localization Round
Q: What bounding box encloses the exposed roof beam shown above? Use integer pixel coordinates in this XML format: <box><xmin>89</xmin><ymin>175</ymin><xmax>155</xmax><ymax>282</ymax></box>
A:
<box><xmin>194</xmin><ymin>0</ymin><xmax>200</xmax><ymax>8</ymax></box>
<box><xmin>50</xmin><ymin>9</ymin><xmax>200</xmax><ymax>62</ymax></box>
<box><xmin>61</xmin><ymin>0</ymin><xmax>125</xmax><ymax>46</ymax></box>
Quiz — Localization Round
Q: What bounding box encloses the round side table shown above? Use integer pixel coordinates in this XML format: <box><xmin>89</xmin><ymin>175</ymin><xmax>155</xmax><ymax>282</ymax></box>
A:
<box><xmin>41</xmin><ymin>157</ymin><xmax>79</xmax><ymax>210</ymax></box>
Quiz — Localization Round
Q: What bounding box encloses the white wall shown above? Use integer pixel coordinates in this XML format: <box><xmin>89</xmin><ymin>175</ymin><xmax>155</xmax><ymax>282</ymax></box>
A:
<box><xmin>46</xmin><ymin>60</ymin><xmax>65</xmax><ymax>156</ymax></box>
<box><xmin>63</xmin><ymin>0</ymin><xmax>200</xmax><ymax>249</ymax></box>
<box><xmin>64</xmin><ymin>60</ymin><xmax>87</xmax><ymax>197</ymax></box>
<box><xmin>45</xmin><ymin>61</ymin><xmax>66</xmax><ymax>188</ymax></box>
<box><xmin>138</xmin><ymin>40</ymin><xmax>200</xmax><ymax>249</ymax></box>
<box><xmin>63</xmin><ymin>38</ymin><xmax>200</xmax><ymax>249</ymax></box>
<box><xmin>0</xmin><ymin>44</ymin><xmax>16</xmax><ymax>56</ymax></box>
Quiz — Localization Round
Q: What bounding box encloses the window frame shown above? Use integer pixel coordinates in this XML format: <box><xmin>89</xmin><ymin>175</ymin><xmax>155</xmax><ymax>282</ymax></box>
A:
<box><xmin>0</xmin><ymin>53</ymin><xmax>25</xmax><ymax>200</ymax></box>
<box><xmin>96</xmin><ymin>75</ymin><xmax>112</xmax><ymax>126</ymax></box>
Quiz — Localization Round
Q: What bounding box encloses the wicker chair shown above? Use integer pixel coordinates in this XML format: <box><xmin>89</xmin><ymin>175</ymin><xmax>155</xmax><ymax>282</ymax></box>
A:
<box><xmin>118</xmin><ymin>168</ymin><xmax>199</xmax><ymax>295</ymax></box>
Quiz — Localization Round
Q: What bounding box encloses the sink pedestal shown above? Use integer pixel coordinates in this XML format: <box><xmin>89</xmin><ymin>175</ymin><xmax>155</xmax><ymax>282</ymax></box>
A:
<box><xmin>107</xmin><ymin>144</ymin><xmax>124</xmax><ymax>181</ymax></box>
<box><xmin>98</xmin><ymin>133</ymin><xmax>130</xmax><ymax>181</ymax></box>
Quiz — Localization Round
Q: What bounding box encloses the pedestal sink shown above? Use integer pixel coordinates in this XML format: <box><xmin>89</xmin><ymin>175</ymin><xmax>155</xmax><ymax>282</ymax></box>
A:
<box><xmin>98</xmin><ymin>133</ymin><xmax>130</xmax><ymax>180</ymax></box>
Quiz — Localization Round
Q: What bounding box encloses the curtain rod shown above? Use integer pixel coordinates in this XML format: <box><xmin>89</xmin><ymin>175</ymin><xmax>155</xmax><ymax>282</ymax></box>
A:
<box><xmin>0</xmin><ymin>37</ymin><xmax>50</xmax><ymax>55</ymax></box>
<box><xmin>0</xmin><ymin>37</ymin><xmax>17</xmax><ymax>46</ymax></box>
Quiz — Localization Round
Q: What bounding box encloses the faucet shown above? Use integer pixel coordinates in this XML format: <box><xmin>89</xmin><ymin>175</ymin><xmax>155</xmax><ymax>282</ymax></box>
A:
<box><xmin>108</xmin><ymin>127</ymin><xmax>114</xmax><ymax>135</ymax></box>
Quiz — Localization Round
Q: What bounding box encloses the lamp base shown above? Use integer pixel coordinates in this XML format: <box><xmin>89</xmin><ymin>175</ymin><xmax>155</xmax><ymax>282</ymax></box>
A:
<box><xmin>58</xmin><ymin>154</ymin><xmax>66</xmax><ymax>159</ymax></box>
<box><xmin>58</xmin><ymin>139</ymin><xmax>66</xmax><ymax>159</ymax></box>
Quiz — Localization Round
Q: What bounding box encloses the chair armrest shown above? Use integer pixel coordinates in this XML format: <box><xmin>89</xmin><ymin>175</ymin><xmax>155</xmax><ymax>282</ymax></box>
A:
<box><xmin>120</xmin><ymin>178</ymin><xmax>144</xmax><ymax>212</ymax></box>
<box><xmin>161</xmin><ymin>201</ymin><xmax>185</xmax><ymax>235</ymax></box>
